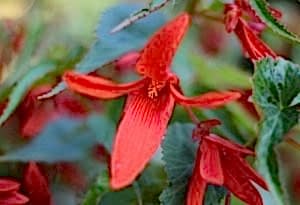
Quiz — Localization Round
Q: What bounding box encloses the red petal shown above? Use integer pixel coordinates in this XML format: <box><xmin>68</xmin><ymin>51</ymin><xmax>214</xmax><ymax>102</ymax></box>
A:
<box><xmin>170</xmin><ymin>85</ymin><xmax>241</xmax><ymax>108</ymax></box>
<box><xmin>200</xmin><ymin>140</ymin><xmax>224</xmax><ymax>185</ymax></box>
<box><xmin>237</xmin><ymin>156</ymin><xmax>268</xmax><ymax>190</ymax></box>
<box><xmin>224</xmin><ymin>4</ymin><xmax>242</xmax><ymax>32</ymax></box>
<box><xmin>20</xmin><ymin>104</ymin><xmax>59</xmax><ymax>138</ymax></box>
<box><xmin>234</xmin><ymin>19</ymin><xmax>277</xmax><ymax>61</ymax></box>
<box><xmin>115</xmin><ymin>51</ymin><xmax>140</xmax><ymax>73</ymax></box>
<box><xmin>63</xmin><ymin>71</ymin><xmax>145</xmax><ymax>99</ymax></box>
<box><xmin>54</xmin><ymin>91</ymin><xmax>87</xmax><ymax>116</ymax></box>
<box><xmin>205</xmin><ymin>134</ymin><xmax>254</xmax><ymax>156</ymax></box>
<box><xmin>0</xmin><ymin>179</ymin><xmax>20</xmax><ymax>193</ymax></box>
<box><xmin>110</xmin><ymin>88</ymin><xmax>175</xmax><ymax>189</ymax></box>
<box><xmin>0</xmin><ymin>192</ymin><xmax>29</xmax><ymax>205</ymax></box>
<box><xmin>56</xmin><ymin>163</ymin><xmax>87</xmax><ymax>189</ymax></box>
<box><xmin>222</xmin><ymin>154</ymin><xmax>264</xmax><ymax>205</ymax></box>
<box><xmin>136</xmin><ymin>13</ymin><xmax>191</xmax><ymax>81</ymax></box>
<box><xmin>23</xmin><ymin>162</ymin><xmax>51</xmax><ymax>205</ymax></box>
<box><xmin>186</xmin><ymin>148</ymin><xmax>207</xmax><ymax>205</ymax></box>
<box><xmin>186</xmin><ymin>171</ymin><xmax>207</xmax><ymax>205</ymax></box>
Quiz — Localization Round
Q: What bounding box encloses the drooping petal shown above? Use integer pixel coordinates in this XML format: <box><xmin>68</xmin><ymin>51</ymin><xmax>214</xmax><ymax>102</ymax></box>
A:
<box><xmin>186</xmin><ymin>148</ymin><xmax>207</xmax><ymax>205</ymax></box>
<box><xmin>136</xmin><ymin>13</ymin><xmax>191</xmax><ymax>81</ymax></box>
<box><xmin>110</xmin><ymin>87</ymin><xmax>175</xmax><ymax>189</ymax></box>
<box><xmin>170</xmin><ymin>85</ymin><xmax>241</xmax><ymax>108</ymax></box>
<box><xmin>222</xmin><ymin>154</ymin><xmax>264</xmax><ymax>205</ymax></box>
<box><xmin>0</xmin><ymin>192</ymin><xmax>29</xmax><ymax>205</ymax></box>
<box><xmin>234</xmin><ymin>19</ymin><xmax>277</xmax><ymax>61</ymax></box>
<box><xmin>200</xmin><ymin>140</ymin><xmax>224</xmax><ymax>185</ymax></box>
<box><xmin>236</xmin><ymin>156</ymin><xmax>268</xmax><ymax>190</ymax></box>
<box><xmin>23</xmin><ymin>162</ymin><xmax>51</xmax><ymax>205</ymax></box>
<box><xmin>186</xmin><ymin>169</ymin><xmax>207</xmax><ymax>205</ymax></box>
<box><xmin>63</xmin><ymin>71</ymin><xmax>145</xmax><ymax>99</ymax></box>
<box><xmin>0</xmin><ymin>179</ymin><xmax>20</xmax><ymax>192</ymax></box>
<box><xmin>205</xmin><ymin>134</ymin><xmax>254</xmax><ymax>156</ymax></box>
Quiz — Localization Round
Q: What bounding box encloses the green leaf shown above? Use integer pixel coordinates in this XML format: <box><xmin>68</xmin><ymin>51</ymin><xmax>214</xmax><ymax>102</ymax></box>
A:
<box><xmin>82</xmin><ymin>169</ymin><xmax>110</xmax><ymax>205</ymax></box>
<box><xmin>160</xmin><ymin>123</ymin><xmax>226</xmax><ymax>205</ymax></box>
<box><xmin>253</xmin><ymin>57</ymin><xmax>300</xmax><ymax>205</ymax></box>
<box><xmin>40</xmin><ymin>4</ymin><xmax>166</xmax><ymax>99</ymax></box>
<box><xmin>0</xmin><ymin>16</ymin><xmax>44</xmax><ymax>101</ymax></box>
<box><xmin>0</xmin><ymin>114</ymin><xmax>115</xmax><ymax>163</ymax></box>
<box><xmin>289</xmin><ymin>92</ymin><xmax>300</xmax><ymax>106</ymax></box>
<box><xmin>0</xmin><ymin>62</ymin><xmax>55</xmax><ymax>126</ymax></box>
<box><xmin>249</xmin><ymin>0</ymin><xmax>300</xmax><ymax>43</ymax></box>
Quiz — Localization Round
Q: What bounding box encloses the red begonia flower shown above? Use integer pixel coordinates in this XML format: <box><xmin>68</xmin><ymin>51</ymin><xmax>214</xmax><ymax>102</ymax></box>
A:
<box><xmin>0</xmin><ymin>178</ymin><xmax>28</xmax><ymax>205</ymax></box>
<box><xmin>224</xmin><ymin>2</ymin><xmax>277</xmax><ymax>61</ymax></box>
<box><xmin>63</xmin><ymin>13</ymin><xmax>241</xmax><ymax>189</ymax></box>
<box><xmin>187</xmin><ymin>122</ymin><xmax>267</xmax><ymax>205</ymax></box>
<box><xmin>23</xmin><ymin>162</ymin><xmax>52</xmax><ymax>205</ymax></box>
<box><xmin>19</xmin><ymin>85</ymin><xmax>87</xmax><ymax>139</ymax></box>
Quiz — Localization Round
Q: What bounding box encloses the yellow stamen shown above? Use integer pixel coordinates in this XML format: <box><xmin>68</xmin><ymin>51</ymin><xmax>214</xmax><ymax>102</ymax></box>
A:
<box><xmin>147</xmin><ymin>80</ymin><xmax>165</xmax><ymax>99</ymax></box>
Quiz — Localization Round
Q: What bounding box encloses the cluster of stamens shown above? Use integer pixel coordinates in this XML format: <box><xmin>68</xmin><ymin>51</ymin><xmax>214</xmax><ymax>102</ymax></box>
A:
<box><xmin>147</xmin><ymin>80</ymin><xmax>165</xmax><ymax>98</ymax></box>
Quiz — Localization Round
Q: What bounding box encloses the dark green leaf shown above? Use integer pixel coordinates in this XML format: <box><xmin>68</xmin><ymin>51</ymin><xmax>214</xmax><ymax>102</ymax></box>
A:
<box><xmin>160</xmin><ymin>123</ymin><xmax>226</xmax><ymax>205</ymax></box>
<box><xmin>249</xmin><ymin>0</ymin><xmax>300</xmax><ymax>43</ymax></box>
<box><xmin>253</xmin><ymin>57</ymin><xmax>300</xmax><ymax>205</ymax></box>
<box><xmin>0</xmin><ymin>114</ymin><xmax>115</xmax><ymax>163</ymax></box>
<box><xmin>0</xmin><ymin>62</ymin><xmax>55</xmax><ymax>126</ymax></box>
<box><xmin>40</xmin><ymin>4</ymin><xmax>166</xmax><ymax>99</ymax></box>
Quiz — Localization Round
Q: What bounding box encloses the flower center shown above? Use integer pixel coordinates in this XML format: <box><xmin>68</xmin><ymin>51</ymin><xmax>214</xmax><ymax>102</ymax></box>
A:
<box><xmin>147</xmin><ymin>80</ymin><xmax>165</xmax><ymax>99</ymax></box>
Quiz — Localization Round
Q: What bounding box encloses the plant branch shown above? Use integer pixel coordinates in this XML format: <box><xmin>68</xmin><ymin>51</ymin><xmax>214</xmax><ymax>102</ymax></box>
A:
<box><xmin>110</xmin><ymin>0</ymin><xmax>173</xmax><ymax>34</ymax></box>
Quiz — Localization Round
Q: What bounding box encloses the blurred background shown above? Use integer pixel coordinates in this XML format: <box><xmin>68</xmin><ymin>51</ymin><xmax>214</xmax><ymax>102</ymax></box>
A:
<box><xmin>0</xmin><ymin>0</ymin><xmax>300</xmax><ymax>204</ymax></box>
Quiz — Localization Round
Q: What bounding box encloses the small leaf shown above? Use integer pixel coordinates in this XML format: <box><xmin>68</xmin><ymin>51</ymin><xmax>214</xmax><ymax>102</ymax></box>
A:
<box><xmin>0</xmin><ymin>62</ymin><xmax>55</xmax><ymax>126</ymax></box>
<box><xmin>40</xmin><ymin>3</ymin><xmax>166</xmax><ymax>99</ymax></box>
<box><xmin>249</xmin><ymin>0</ymin><xmax>300</xmax><ymax>43</ymax></box>
<box><xmin>0</xmin><ymin>114</ymin><xmax>115</xmax><ymax>163</ymax></box>
<box><xmin>160</xmin><ymin>123</ymin><xmax>226</xmax><ymax>205</ymax></box>
<box><xmin>253</xmin><ymin>57</ymin><xmax>300</xmax><ymax>205</ymax></box>
<box><xmin>82</xmin><ymin>169</ymin><xmax>110</xmax><ymax>205</ymax></box>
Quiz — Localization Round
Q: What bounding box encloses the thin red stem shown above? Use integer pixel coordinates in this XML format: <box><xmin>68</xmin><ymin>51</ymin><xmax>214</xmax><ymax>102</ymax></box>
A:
<box><xmin>184</xmin><ymin>106</ymin><xmax>200</xmax><ymax>124</ymax></box>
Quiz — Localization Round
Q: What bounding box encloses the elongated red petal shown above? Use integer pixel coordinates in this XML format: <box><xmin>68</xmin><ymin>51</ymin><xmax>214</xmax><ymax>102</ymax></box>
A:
<box><xmin>205</xmin><ymin>134</ymin><xmax>254</xmax><ymax>156</ymax></box>
<box><xmin>110</xmin><ymin>88</ymin><xmax>175</xmax><ymax>189</ymax></box>
<box><xmin>23</xmin><ymin>162</ymin><xmax>51</xmax><ymax>205</ymax></box>
<box><xmin>186</xmin><ymin>148</ymin><xmax>207</xmax><ymax>205</ymax></box>
<box><xmin>136</xmin><ymin>13</ymin><xmax>191</xmax><ymax>81</ymax></box>
<box><xmin>170</xmin><ymin>85</ymin><xmax>241</xmax><ymax>108</ymax></box>
<box><xmin>0</xmin><ymin>179</ymin><xmax>20</xmax><ymax>192</ymax></box>
<box><xmin>200</xmin><ymin>140</ymin><xmax>224</xmax><ymax>185</ymax></box>
<box><xmin>0</xmin><ymin>192</ymin><xmax>29</xmax><ymax>205</ymax></box>
<box><xmin>222</xmin><ymin>154</ymin><xmax>263</xmax><ymax>205</ymax></box>
<box><xmin>63</xmin><ymin>71</ymin><xmax>145</xmax><ymax>99</ymax></box>
<box><xmin>235</xmin><ymin>19</ymin><xmax>277</xmax><ymax>61</ymax></box>
<box><xmin>237</xmin><ymin>156</ymin><xmax>268</xmax><ymax>190</ymax></box>
<box><xmin>186</xmin><ymin>171</ymin><xmax>207</xmax><ymax>205</ymax></box>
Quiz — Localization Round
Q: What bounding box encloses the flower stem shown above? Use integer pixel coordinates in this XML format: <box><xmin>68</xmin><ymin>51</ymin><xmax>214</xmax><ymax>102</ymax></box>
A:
<box><xmin>184</xmin><ymin>106</ymin><xmax>199</xmax><ymax>124</ymax></box>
